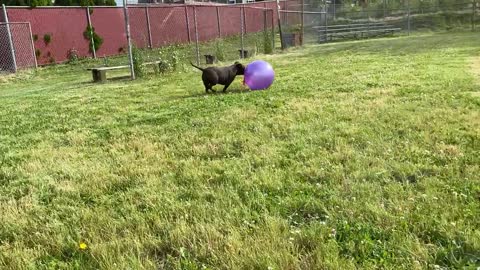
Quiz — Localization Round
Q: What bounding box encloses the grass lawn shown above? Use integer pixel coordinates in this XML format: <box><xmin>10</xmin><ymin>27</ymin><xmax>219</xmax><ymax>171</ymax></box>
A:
<box><xmin>0</xmin><ymin>31</ymin><xmax>479</xmax><ymax>269</ymax></box>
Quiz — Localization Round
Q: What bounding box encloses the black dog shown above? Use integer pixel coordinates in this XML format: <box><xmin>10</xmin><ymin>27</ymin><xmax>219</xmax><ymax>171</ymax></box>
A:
<box><xmin>191</xmin><ymin>61</ymin><xmax>245</xmax><ymax>93</ymax></box>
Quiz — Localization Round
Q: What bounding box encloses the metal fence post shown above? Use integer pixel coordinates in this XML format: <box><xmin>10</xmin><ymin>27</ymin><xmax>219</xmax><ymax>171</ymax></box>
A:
<box><xmin>240</xmin><ymin>6</ymin><xmax>244</xmax><ymax>58</ymax></box>
<box><xmin>407</xmin><ymin>0</ymin><xmax>411</xmax><ymax>35</ymax></box>
<box><xmin>333</xmin><ymin>0</ymin><xmax>336</xmax><ymax>20</ymax></box>
<box><xmin>243</xmin><ymin>5</ymin><xmax>247</xmax><ymax>34</ymax></box>
<box><xmin>383</xmin><ymin>0</ymin><xmax>386</xmax><ymax>19</ymax></box>
<box><xmin>27</xmin><ymin>22</ymin><xmax>37</xmax><ymax>68</ymax></box>
<box><xmin>284</xmin><ymin>0</ymin><xmax>288</xmax><ymax>26</ymax></box>
<box><xmin>86</xmin><ymin>6</ymin><xmax>96</xmax><ymax>59</ymax></box>
<box><xmin>263</xmin><ymin>8</ymin><xmax>267</xmax><ymax>33</ymax></box>
<box><xmin>324</xmin><ymin>5</ymin><xmax>328</xmax><ymax>42</ymax></box>
<box><xmin>122</xmin><ymin>0</ymin><xmax>135</xmax><ymax>80</ymax></box>
<box><xmin>366</xmin><ymin>8</ymin><xmax>370</xmax><ymax>35</ymax></box>
<box><xmin>473</xmin><ymin>0</ymin><xmax>477</xmax><ymax>31</ymax></box>
<box><xmin>276</xmin><ymin>0</ymin><xmax>284</xmax><ymax>50</ymax></box>
<box><xmin>271</xmin><ymin>9</ymin><xmax>275</xmax><ymax>50</ymax></box>
<box><xmin>301</xmin><ymin>0</ymin><xmax>304</xmax><ymax>45</ymax></box>
<box><xmin>3</xmin><ymin>4</ymin><xmax>17</xmax><ymax>72</ymax></box>
<box><xmin>145</xmin><ymin>5</ymin><xmax>153</xmax><ymax>49</ymax></box>
<box><xmin>216</xmin><ymin>6</ymin><xmax>221</xmax><ymax>38</ymax></box>
<box><xmin>185</xmin><ymin>6</ymin><xmax>191</xmax><ymax>43</ymax></box>
<box><xmin>193</xmin><ymin>6</ymin><xmax>200</xmax><ymax>65</ymax></box>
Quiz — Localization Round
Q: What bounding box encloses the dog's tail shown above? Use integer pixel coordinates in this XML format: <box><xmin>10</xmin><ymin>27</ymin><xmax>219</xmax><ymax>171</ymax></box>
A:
<box><xmin>190</xmin><ymin>62</ymin><xmax>204</xmax><ymax>71</ymax></box>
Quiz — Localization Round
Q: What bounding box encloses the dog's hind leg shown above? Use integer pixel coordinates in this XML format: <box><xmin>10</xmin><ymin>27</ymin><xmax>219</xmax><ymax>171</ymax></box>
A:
<box><xmin>204</xmin><ymin>82</ymin><xmax>211</xmax><ymax>93</ymax></box>
<box><xmin>204</xmin><ymin>82</ymin><xmax>216</xmax><ymax>93</ymax></box>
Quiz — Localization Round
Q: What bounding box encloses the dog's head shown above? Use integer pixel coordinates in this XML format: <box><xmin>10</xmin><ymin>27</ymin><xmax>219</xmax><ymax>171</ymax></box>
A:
<box><xmin>234</xmin><ymin>61</ymin><xmax>245</xmax><ymax>75</ymax></box>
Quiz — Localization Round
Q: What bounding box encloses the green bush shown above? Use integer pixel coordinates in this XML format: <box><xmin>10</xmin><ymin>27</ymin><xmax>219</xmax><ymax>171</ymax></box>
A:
<box><xmin>43</xmin><ymin>34</ymin><xmax>51</xmax><ymax>45</ymax></box>
<box><xmin>132</xmin><ymin>46</ymin><xmax>145</xmax><ymax>78</ymax></box>
<box><xmin>214</xmin><ymin>40</ymin><xmax>225</xmax><ymax>62</ymax></box>
<box><xmin>263</xmin><ymin>30</ymin><xmax>273</xmax><ymax>54</ymax></box>
<box><xmin>67</xmin><ymin>48</ymin><xmax>79</xmax><ymax>64</ymax></box>
<box><xmin>83</xmin><ymin>26</ymin><xmax>104</xmax><ymax>53</ymax></box>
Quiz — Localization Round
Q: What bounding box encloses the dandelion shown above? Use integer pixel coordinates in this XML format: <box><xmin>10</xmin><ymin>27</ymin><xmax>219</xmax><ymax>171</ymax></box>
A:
<box><xmin>79</xmin><ymin>242</ymin><xmax>88</xmax><ymax>250</ymax></box>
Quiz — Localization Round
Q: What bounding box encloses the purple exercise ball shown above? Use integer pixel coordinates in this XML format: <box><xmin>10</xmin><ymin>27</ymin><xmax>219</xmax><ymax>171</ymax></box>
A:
<box><xmin>244</xmin><ymin>60</ymin><xmax>275</xmax><ymax>90</ymax></box>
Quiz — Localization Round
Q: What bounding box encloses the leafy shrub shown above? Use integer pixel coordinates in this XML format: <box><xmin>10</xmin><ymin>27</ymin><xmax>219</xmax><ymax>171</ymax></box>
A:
<box><xmin>156</xmin><ymin>46</ymin><xmax>186</xmax><ymax>73</ymax></box>
<box><xmin>83</xmin><ymin>26</ymin><xmax>104</xmax><ymax>53</ymax></box>
<box><xmin>214</xmin><ymin>40</ymin><xmax>225</xmax><ymax>62</ymax></box>
<box><xmin>67</xmin><ymin>48</ymin><xmax>79</xmax><ymax>64</ymax></box>
<box><xmin>264</xmin><ymin>30</ymin><xmax>273</xmax><ymax>54</ymax></box>
<box><xmin>43</xmin><ymin>34</ymin><xmax>52</xmax><ymax>45</ymax></box>
<box><xmin>132</xmin><ymin>46</ymin><xmax>145</xmax><ymax>78</ymax></box>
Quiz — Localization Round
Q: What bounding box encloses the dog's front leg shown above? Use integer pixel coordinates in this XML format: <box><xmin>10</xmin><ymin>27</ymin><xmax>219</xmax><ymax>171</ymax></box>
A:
<box><xmin>222</xmin><ymin>79</ymin><xmax>234</xmax><ymax>92</ymax></box>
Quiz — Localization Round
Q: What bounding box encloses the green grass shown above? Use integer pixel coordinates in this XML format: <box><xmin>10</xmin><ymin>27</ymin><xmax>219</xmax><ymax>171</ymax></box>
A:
<box><xmin>0</xmin><ymin>31</ymin><xmax>479</xmax><ymax>269</ymax></box>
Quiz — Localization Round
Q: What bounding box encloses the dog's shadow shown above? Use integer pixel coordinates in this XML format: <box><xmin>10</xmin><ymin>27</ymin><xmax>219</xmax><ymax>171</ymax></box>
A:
<box><xmin>184</xmin><ymin>87</ymin><xmax>251</xmax><ymax>99</ymax></box>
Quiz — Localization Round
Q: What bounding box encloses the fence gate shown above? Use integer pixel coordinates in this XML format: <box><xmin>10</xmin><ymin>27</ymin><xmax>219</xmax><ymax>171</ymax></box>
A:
<box><xmin>0</xmin><ymin>22</ymin><xmax>37</xmax><ymax>73</ymax></box>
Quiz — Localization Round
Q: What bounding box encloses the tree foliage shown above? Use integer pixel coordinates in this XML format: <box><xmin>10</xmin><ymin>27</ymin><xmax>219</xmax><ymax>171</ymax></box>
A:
<box><xmin>1</xmin><ymin>0</ymin><xmax>51</xmax><ymax>7</ymax></box>
<box><xmin>0</xmin><ymin>0</ymin><xmax>115</xmax><ymax>6</ymax></box>
<box><xmin>54</xmin><ymin>0</ymin><xmax>115</xmax><ymax>6</ymax></box>
<box><xmin>310</xmin><ymin>0</ymin><xmax>473</xmax><ymax>10</ymax></box>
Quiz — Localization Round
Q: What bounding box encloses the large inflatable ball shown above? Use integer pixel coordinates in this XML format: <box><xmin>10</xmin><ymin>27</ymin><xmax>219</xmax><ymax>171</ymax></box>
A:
<box><xmin>244</xmin><ymin>60</ymin><xmax>275</xmax><ymax>90</ymax></box>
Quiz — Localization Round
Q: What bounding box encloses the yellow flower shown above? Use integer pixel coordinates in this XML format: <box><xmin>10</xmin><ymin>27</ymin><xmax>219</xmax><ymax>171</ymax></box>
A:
<box><xmin>79</xmin><ymin>242</ymin><xmax>88</xmax><ymax>250</ymax></box>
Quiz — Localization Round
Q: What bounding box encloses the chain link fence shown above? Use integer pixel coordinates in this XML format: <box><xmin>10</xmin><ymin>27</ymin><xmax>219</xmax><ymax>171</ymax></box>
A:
<box><xmin>0</xmin><ymin>22</ymin><xmax>36</xmax><ymax>73</ymax></box>
<box><xmin>113</xmin><ymin>4</ymin><xmax>276</xmax><ymax>79</ymax></box>
<box><xmin>86</xmin><ymin>4</ymin><xmax>276</xmax><ymax>77</ymax></box>
<box><xmin>280</xmin><ymin>0</ymin><xmax>479</xmax><ymax>46</ymax></box>
<box><xmin>127</xmin><ymin>5</ymin><xmax>275</xmax><ymax>69</ymax></box>
<box><xmin>189</xmin><ymin>5</ymin><xmax>274</xmax><ymax>66</ymax></box>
